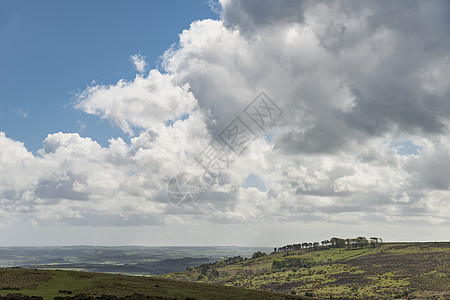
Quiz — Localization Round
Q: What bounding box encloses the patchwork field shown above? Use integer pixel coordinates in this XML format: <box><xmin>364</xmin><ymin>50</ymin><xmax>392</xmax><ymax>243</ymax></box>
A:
<box><xmin>0</xmin><ymin>246</ymin><xmax>272</xmax><ymax>275</ymax></box>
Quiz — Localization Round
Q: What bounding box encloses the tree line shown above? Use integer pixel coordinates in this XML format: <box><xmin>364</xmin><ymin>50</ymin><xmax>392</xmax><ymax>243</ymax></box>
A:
<box><xmin>273</xmin><ymin>236</ymin><xmax>383</xmax><ymax>253</ymax></box>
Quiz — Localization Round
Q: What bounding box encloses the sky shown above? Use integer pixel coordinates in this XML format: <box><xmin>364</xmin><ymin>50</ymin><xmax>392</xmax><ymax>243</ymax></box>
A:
<box><xmin>0</xmin><ymin>0</ymin><xmax>449</xmax><ymax>247</ymax></box>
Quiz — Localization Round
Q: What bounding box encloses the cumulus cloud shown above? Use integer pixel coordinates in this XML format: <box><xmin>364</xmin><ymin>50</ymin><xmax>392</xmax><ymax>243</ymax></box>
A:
<box><xmin>75</xmin><ymin>70</ymin><xmax>200</xmax><ymax>136</ymax></box>
<box><xmin>1</xmin><ymin>0</ymin><xmax>450</xmax><ymax>236</ymax></box>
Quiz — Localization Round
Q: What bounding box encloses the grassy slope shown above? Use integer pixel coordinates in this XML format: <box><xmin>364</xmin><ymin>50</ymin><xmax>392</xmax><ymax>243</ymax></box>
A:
<box><xmin>163</xmin><ymin>242</ymin><xmax>450</xmax><ymax>299</ymax></box>
<box><xmin>0</xmin><ymin>268</ymin><xmax>312</xmax><ymax>300</ymax></box>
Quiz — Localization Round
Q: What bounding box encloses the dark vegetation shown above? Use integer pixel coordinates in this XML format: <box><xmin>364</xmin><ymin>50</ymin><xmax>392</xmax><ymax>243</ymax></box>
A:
<box><xmin>1</xmin><ymin>240</ymin><xmax>450</xmax><ymax>299</ymax></box>
<box><xmin>271</xmin><ymin>258</ymin><xmax>312</xmax><ymax>270</ymax></box>
<box><xmin>0</xmin><ymin>268</ymin><xmax>52</xmax><ymax>290</ymax></box>
<box><xmin>0</xmin><ymin>268</ymin><xmax>312</xmax><ymax>300</ymax></box>
<box><xmin>0</xmin><ymin>294</ymin><xmax>44</xmax><ymax>300</ymax></box>
<box><xmin>274</xmin><ymin>236</ymin><xmax>382</xmax><ymax>253</ymax></box>
<box><xmin>165</xmin><ymin>240</ymin><xmax>450</xmax><ymax>299</ymax></box>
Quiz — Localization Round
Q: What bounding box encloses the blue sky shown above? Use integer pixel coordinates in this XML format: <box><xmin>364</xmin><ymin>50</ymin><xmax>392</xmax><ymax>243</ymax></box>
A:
<box><xmin>0</xmin><ymin>0</ymin><xmax>218</xmax><ymax>153</ymax></box>
<box><xmin>0</xmin><ymin>1</ymin><xmax>449</xmax><ymax>246</ymax></box>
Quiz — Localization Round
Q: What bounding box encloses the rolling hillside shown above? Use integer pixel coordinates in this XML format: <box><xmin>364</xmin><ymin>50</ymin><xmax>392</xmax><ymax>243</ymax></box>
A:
<box><xmin>0</xmin><ymin>242</ymin><xmax>449</xmax><ymax>299</ymax></box>
<box><xmin>0</xmin><ymin>268</ymin><xmax>311</xmax><ymax>300</ymax></box>
<box><xmin>163</xmin><ymin>242</ymin><xmax>450</xmax><ymax>299</ymax></box>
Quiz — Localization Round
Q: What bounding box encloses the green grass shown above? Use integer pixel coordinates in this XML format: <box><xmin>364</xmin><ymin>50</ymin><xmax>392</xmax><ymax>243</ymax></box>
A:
<box><xmin>1</xmin><ymin>242</ymin><xmax>449</xmax><ymax>300</ymax></box>
<box><xmin>0</xmin><ymin>271</ymin><xmax>93</xmax><ymax>299</ymax></box>
<box><xmin>0</xmin><ymin>268</ymin><xmax>53</xmax><ymax>289</ymax></box>
<box><xmin>165</xmin><ymin>242</ymin><xmax>450</xmax><ymax>299</ymax></box>
<box><xmin>0</xmin><ymin>268</ymin><xmax>313</xmax><ymax>300</ymax></box>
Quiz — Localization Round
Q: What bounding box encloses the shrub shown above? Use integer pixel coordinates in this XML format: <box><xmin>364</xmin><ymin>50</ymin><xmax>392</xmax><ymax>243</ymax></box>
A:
<box><xmin>197</xmin><ymin>274</ymin><xmax>206</xmax><ymax>281</ymax></box>
<box><xmin>271</xmin><ymin>257</ymin><xmax>312</xmax><ymax>270</ymax></box>
<box><xmin>252</xmin><ymin>251</ymin><xmax>267</xmax><ymax>259</ymax></box>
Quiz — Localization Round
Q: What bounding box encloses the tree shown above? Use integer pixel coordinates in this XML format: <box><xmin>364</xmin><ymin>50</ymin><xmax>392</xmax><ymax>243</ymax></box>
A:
<box><xmin>313</xmin><ymin>242</ymin><xmax>319</xmax><ymax>250</ymax></box>
<box><xmin>345</xmin><ymin>238</ymin><xmax>352</xmax><ymax>248</ymax></box>
<box><xmin>274</xmin><ymin>236</ymin><xmax>382</xmax><ymax>254</ymax></box>
<box><xmin>369</xmin><ymin>237</ymin><xmax>378</xmax><ymax>248</ymax></box>
<box><xmin>330</xmin><ymin>237</ymin><xmax>341</xmax><ymax>248</ymax></box>
<box><xmin>357</xmin><ymin>236</ymin><xmax>368</xmax><ymax>248</ymax></box>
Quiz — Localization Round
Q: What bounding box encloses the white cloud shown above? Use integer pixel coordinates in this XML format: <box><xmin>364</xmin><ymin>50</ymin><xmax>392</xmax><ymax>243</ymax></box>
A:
<box><xmin>1</xmin><ymin>0</ymin><xmax>450</xmax><ymax>244</ymax></box>
<box><xmin>130</xmin><ymin>53</ymin><xmax>147</xmax><ymax>73</ymax></box>
<box><xmin>75</xmin><ymin>70</ymin><xmax>201</xmax><ymax>136</ymax></box>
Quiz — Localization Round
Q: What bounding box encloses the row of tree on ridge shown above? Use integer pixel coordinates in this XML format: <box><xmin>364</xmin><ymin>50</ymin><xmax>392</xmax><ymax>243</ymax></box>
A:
<box><xmin>273</xmin><ymin>236</ymin><xmax>383</xmax><ymax>253</ymax></box>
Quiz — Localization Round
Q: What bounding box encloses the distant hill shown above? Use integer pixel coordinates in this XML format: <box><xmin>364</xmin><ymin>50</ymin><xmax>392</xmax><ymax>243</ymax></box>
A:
<box><xmin>0</xmin><ymin>246</ymin><xmax>272</xmax><ymax>275</ymax></box>
<box><xmin>163</xmin><ymin>242</ymin><xmax>450</xmax><ymax>299</ymax></box>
